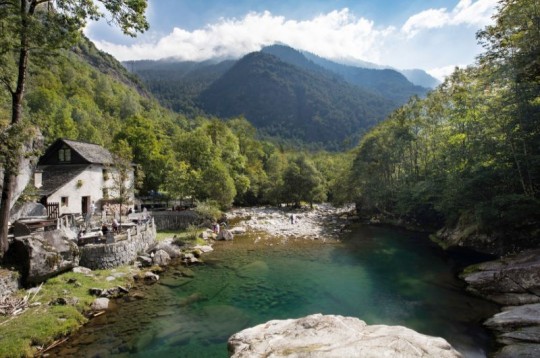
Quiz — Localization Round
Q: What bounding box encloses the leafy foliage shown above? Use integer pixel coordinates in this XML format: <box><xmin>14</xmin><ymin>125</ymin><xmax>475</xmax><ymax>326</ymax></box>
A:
<box><xmin>347</xmin><ymin>0</ymin><xmax>540</xmax><ymax>252</ymax></box>
<box><xmin>8</xmin><ymin>35</ymin><xmax>351</xmax><ymax>211</ymax></box>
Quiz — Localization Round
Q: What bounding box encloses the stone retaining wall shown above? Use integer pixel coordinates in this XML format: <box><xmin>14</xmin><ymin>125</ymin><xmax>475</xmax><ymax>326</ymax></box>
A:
<box><xmin>79</xmin><ymin>219</ymin><xmax>157</xmax><ymax>270</ymax></box>
<box><xmin>0</xmin><ymin>269</ymin><xmax>20</xmax><ymax>298</ymax></box>
<box><xmin>152</xmin><ymin>211</ymin><xmax>200</xmax><ymax>231</ymax></box>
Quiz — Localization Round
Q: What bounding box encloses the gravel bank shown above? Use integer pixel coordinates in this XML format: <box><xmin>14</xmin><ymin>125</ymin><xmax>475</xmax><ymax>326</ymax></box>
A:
<box><xmin>226</xmin><ymin>204</ymin><xmax>355</xmax><ymax>241</ymax></box>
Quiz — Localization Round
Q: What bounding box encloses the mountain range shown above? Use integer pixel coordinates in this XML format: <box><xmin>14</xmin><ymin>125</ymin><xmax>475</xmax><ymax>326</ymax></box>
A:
<box><xmin>126</xmin><ymin>45</ymin><xmax>437</xmax><ymax>149</ymax></box>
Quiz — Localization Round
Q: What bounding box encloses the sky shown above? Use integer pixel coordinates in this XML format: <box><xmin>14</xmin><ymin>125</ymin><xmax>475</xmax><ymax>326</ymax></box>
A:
<box><xmin>84</xmin><ymin>0</ymin><xmax>500</xmax><ymax>81</ymax></box>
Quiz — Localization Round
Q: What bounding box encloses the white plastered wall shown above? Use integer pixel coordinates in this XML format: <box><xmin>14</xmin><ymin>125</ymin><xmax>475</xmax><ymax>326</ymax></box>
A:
<box><xmin>47</xmin><ymin>165</ymin><xmax>134</xmax><ymax>215</ymax></box>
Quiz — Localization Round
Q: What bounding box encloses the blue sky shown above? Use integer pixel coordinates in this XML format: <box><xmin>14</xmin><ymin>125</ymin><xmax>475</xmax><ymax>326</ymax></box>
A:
<box><xmin>84</xmin><ymin>0</ymin><xmax>499</xmax><ymax>80</ymax></box>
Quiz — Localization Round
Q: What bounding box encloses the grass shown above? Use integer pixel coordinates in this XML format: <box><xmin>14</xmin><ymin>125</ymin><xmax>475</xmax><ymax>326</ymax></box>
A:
<box><xmin>0</xmin><ymin>266</ymin><xmax>138</xmax><ymax>358</ymax></box>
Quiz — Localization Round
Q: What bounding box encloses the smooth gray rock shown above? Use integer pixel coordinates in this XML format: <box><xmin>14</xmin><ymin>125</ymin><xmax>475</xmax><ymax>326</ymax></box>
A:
<box><xmin>193</xmin><ymin>245</ymin><xmax>213</xmax><ymax>253</ymax></box>
<box><xmin>143</xmin><ymin>271</ymin><xmax>159</xmax><ymax>284</ymax></box>
<box><xmin>228</xmin><ymin>314</ymin><xmax>462</xmax><ymax>358</ymax></box>
<box><xmin>485</xmin><ymin>304</ymin><xmax>540</xmax><ymax>331</ymax></box>
<box><xmin>73</xmin><ymin>266</ymin><xmax>93</xmax><ymax>275</ymax></box>
<box><xmin>217</xmin><ymin>230</ymin><xmax>233</xmax><ymax>241</ymax></box>
<box><xmin>494</xmin><ymin>343</ymin><xmax>540</xmax><ymax>358</ymax></box>
<box><xmin>152</xmin><ymin>249</ymin><xmax>171</xmax><ymax>266</ymax></box>
<box><xmin>153</xmin><ymin>241</ymin><xmax>182</xmax><ymax>258</ymax></box>
<box><xmin>181</xmin><ymin>253</ymin><xmax>200</xmax><ymax>264</ymax></box>
<box><xmin>10</xmin><ymin>202</ymin><xmax>47</xmax><ymax>222</ymax></box>
<box><xmin>9</xmin><ymin>230</ymin><xmax>80</xmax><ymax>285</ymax></box>
<box><xmin>461</xmin><ymin>250</ymin><xmax>540</xmax><ymax>305</ymax></box>
<box><xmin>91</xmin><ymin>297</ymin><xmax>110</xmax><ymax>311</ymax></box>
<box><xmin>499</xmin><ymin>326</ymin><xmax>540</xmax><ymax>344</ymax></box>
<box><xmin>137</xmin><ymin>255</ymin><xmax>153</xmax><ymax>267</ymax></box>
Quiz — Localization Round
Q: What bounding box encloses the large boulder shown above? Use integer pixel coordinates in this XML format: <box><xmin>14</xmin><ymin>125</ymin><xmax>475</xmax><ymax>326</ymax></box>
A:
<box><xmin>217</xmin><ymin>229</ymin><xmax>234</xmax><ymax>241</ymax></box>
<box><xmin>228</xmin><ymin>314</ymin><xmax>462</xmax><ymax>358</ymax></box>
<box><xmin>10</xmin><ymin>202</ymin><xmax>47</xmax><ymax>222</ymax></box>
<box><xmin>485</xmin><ymin>304</ymin><xmax>540</xmax><ymax>358</ymax></box>
<box><xmin>152</xmin><ymin>249</ymin><xmax>171</xmax><ymax>266</ymax></box>
<box><xmin>91</xmin><ymin>297</ymin><xmax>110</xmax><ymax>311</ymax></box>
<box><xmin>461</xmin><ymin>251</ymin><xmax>540</xmax><ymax>356</ymax></box>
<box><xmin>485</xmin><ymin>304</ymin><xmax>540</xmax><ymax>332</ymax></box>
<box><xmin>152</xmin><ymin>239</ymin><xmax>182</xmax><ymax>258</ymax></box>
<box><xmin>461</xmin><ymin>249</ymin><xmax>540</xmax><ymax>306</ymax></box>
<box><xmin>7</xmin><ymin>230</ymin><xmax>80</xmax><ymax>285</ymax></box>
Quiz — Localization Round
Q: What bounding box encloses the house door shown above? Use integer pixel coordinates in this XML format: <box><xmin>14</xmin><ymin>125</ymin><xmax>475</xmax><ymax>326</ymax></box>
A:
<box><xmin>82</xmin><ymin>196</ymin><xmax>90</xmax><ymax>215</ymax></box>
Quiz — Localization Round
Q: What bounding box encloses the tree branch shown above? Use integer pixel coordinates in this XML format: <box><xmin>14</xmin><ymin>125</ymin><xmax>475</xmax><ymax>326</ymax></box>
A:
<box><xmin>0</xmin><ymin>76</ymin><xmax>14</xmax><ymax>95</ymax></box>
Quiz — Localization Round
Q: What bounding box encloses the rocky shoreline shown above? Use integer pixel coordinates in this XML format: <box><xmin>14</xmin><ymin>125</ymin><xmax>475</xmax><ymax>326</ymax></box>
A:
<box><xmin>461</xmin><ymin>249</ymin><xmax>540</xmax><ymax>357</ymax></box>
<box><xmin>226</xmin><ymin>205</ymin><xmax>540</xmax><ymax>357</ymax></box>
<box><xmin>226</xmin><ymin>204</ymin><xmax>355</xmax><ymax>241</ymax></box>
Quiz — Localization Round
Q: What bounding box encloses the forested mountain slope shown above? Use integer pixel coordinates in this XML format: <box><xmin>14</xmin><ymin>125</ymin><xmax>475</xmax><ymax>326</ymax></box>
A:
<box><xmin>126</xmin><ymin>45</ymin><xmax>429</xmax><ymax>149</ymax></box>
<box><xmin>264</xmin><ymin>45</ymin><xmax>429</xmax><ymax>103</ymax></box>
<box><xmin>343</xmin><ymin>0</ymin><xmax>540</xmax><ymax>255</ymax></box>
<box><xmin>125</xmin><ymin>59</ymin><xmax>235</xmax><ymax>115</ymax></box>
<box><xmin>198</xmin><ymin>52</ymin><xmax>395</xmax><ymax>149</ymax></box>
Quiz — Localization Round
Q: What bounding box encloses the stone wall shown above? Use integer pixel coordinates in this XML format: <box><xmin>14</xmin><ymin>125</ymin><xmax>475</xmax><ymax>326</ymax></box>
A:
<box><xmin>79</xmin><ymin>219</ymin><xmax>156</xmax><ymax>270</ymax></box>
<box><xmin>152</xmin><ymin>211</ymin><xmax>200</xmax><ymax>231</ymax></box>
<box><xmin>0</xmin><ymin>269</ymin><xmax>20</xmax><ymax>299</ymax></box>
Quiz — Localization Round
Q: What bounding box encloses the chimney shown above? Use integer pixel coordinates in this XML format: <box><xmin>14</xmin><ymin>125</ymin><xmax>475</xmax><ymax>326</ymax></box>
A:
<box><xmin>34</xmin><ymin>170</ymin><xmax>43</xmax><ymax>189</ymax></box>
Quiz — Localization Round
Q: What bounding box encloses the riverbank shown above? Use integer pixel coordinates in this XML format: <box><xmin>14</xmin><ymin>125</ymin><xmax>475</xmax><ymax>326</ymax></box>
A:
<box><xmin>356</xmin><ymin>208</ymin><xmax>540</xmax><ymax>357</ymax></box>
<box><xmin>44</xmin><ymin>217</ymin><xmax>494</xmax><ymax>357</ymax></box>
<box><xmin>461</xmin><ymin>250</ymin><xmax>540</xmax><ymax>357</ymax></box>
<box><xmin>0</xmin><ymin>226</ymin><xmax>213</xmax><ymax>358</ymax></box>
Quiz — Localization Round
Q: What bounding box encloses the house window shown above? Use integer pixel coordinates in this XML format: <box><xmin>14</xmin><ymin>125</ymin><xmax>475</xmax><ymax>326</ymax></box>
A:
<box><xmin>102</xmin><ymin>188</ymin><xmax>109</xmax><ymax>199</ymax></box>
<box><xmin>58</xmin><ymin>147</ymin><xmax>71</xmax><ymax>162</ymax></box>
<box><xmin>102</xmin><ymin>169</ymin><xmax>109</xmax><ymax>181</ymax></box>
<box><xmin>61</xmin><ymin>196</ymin><xmax>69</xmax><ymax>207</ymax></box>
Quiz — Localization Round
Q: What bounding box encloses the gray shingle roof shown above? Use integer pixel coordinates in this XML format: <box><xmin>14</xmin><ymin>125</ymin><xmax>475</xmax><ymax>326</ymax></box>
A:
<box><xmin>37</xmin><ymin>164</ymin><xmax>89</xmax><ymax>196</ymax></box>
<box><xmin>63</xmin><ymin>139</ymin><xmax>114</xmax><ymax>164</ymax></box>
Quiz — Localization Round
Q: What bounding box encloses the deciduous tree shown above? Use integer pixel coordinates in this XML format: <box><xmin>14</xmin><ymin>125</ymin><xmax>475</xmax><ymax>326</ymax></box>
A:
<box><xmin>0</xmin><ymin>0</ymin><xmax>148</xmax><ymax>258</ymax></box>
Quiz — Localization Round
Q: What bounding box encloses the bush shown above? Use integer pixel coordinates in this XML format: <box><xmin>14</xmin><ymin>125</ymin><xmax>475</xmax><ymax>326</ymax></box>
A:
<box><xmin>193</xmin><ymin>200</ymin><xmax>222</xmax><ymax>221</ymax></box>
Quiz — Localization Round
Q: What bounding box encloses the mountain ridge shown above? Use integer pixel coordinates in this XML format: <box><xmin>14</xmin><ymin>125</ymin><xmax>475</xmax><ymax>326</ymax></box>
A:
<box><xmin>125</xmin><ymin>45</ymin><xmax>433</xmax><ymax>149</ymax></box>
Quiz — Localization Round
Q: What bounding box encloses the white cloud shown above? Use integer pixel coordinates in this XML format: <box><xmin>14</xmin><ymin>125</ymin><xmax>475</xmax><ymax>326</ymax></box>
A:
<box><xmin>427</xmin><ymin>65</ymin><xmax>464</xmax><ymax>82</ymax></box>
<box><xmin>402</xmin><ymin>0</ymin><xmax>498</xmax><ymax>37</ymax></box>
<box><xmin>89</xmin><ymin>9</ymin><xmax>392</xmax><ymax>64</ymax></box>
<box><xmin>86</xmin><ymin>1</ymin><xmax>498</xmax><ymax>81</ymax></box>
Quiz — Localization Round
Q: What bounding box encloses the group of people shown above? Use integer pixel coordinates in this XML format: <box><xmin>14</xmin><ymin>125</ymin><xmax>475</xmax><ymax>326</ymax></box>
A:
<box><xmin>100</xmin><ymin>218</ymin><xmax>119</xmax><ymax>235</ymax></box>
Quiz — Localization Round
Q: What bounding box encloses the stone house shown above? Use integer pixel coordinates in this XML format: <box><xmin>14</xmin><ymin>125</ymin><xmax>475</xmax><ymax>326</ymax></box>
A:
<box><xmin>35</xmin><ymin>139</ymin><xmax>135</xmax><ymax>217</ymax></box>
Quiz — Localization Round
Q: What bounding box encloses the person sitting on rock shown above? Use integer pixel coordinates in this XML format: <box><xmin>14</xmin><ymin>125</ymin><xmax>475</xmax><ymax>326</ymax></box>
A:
<box><xmin>112</xmin><ymin>218</ymin><xmax>119</xmax><ymax>233</ymax></box>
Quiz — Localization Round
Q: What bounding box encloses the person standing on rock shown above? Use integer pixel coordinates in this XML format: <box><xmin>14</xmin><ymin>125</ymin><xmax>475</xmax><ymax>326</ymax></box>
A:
<box><xmin>290</xmin><ymin>214</ymin><xmax>295</xmax><ymax>224</ymax></box>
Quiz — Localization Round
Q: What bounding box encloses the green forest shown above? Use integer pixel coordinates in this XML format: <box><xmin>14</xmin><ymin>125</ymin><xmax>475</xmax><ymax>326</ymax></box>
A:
<box><xmin>0</xmin><ymin>0</ymin><xmax>538</xmax><ymax>255</ymax></box>
<box><xmin>342</xmin><ymin>0</ymin><xmax>539</xmax><ymax>254</ymax></box>
<box><xmin>1</xmin><ymin>36</ymin><xmax>344</xmax><ymax>210</ymax></box>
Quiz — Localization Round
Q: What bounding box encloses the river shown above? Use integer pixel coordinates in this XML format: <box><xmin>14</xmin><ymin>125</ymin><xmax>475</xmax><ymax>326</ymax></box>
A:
<box><xmin>49</xmin><ymin>224</ymin><xmax>499</xmax><ymax>357</ymax></box>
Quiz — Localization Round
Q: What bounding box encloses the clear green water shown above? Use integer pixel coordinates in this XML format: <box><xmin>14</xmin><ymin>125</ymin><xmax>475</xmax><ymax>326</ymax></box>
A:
<box><xmin>51</xmin><ymin>225</ymin><xmax>498</xmax><ymax>357</ymax></box>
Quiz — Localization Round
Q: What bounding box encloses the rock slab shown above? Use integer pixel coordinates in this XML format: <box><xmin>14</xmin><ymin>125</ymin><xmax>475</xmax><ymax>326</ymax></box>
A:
<box><xmin>461</xmin><ymin>249</ymin><xmax>540</xmax><ymax>305</ymax></box>
<box><xmin>461</xmin><ymin>250</ymin><xmax>540</xmax><ymax>357</ymax></box>
<box><xmin>228</xmin><ymin>314</ymin><xmax>462</xmax><ymax>358</ymax></box>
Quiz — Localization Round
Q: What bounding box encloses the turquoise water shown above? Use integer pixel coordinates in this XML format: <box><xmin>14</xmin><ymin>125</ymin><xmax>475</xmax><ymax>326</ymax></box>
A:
<box><xmin>51</xmin><ymin>224</ymin><xmax>498</xmax><ymax>357</ymax></box>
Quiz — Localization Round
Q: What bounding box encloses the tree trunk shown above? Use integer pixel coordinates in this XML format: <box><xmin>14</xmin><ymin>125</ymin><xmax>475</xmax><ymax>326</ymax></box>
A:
<box><xmin>0</xmin><ymin>1</ymin><xmax>30</xmax><ymax>259</ymax></box>
<box><xmin>0</xmin><ymin>172</ymin><xmax>16</xmax><ymax>256</ymax></box>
